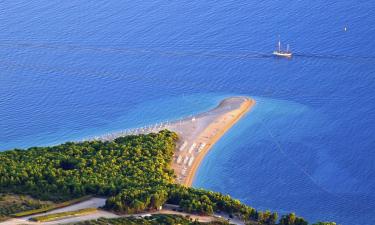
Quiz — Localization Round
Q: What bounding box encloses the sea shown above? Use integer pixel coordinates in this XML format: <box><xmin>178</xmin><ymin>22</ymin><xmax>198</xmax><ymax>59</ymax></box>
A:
<box><xmin>1</xmin><ymin>1</ymin><xmax>374</xmax><ymax>224</ymax></box>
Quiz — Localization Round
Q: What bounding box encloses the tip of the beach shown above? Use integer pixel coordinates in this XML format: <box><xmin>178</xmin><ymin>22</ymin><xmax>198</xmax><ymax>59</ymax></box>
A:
<box><xmin>169</xmin><ymin>96</ymin><xmax>255</xmax><ymax>186</ymax></box>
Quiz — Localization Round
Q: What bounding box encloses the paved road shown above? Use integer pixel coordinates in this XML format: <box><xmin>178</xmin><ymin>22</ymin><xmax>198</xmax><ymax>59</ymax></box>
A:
<box><xmin>0</xmin><ymin>198</ymin><xmax>245</xmax><ymax>225</ymax></box>
<box><xmin>0</xmin><ymin>198</ymin><xmax>114</xmax><ymax>225</ymax></box>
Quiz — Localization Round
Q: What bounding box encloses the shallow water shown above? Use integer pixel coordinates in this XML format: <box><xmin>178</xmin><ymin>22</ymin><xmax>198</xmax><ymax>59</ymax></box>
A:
<box><xmin>1</xmin><ymin>1</ymin><xmax>375</xmax><ymax>224</ymax></box>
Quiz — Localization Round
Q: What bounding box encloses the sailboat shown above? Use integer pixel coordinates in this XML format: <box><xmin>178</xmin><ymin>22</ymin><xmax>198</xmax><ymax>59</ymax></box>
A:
<box><xmin>273</xmin><ymin>39</ymin><xmax>292</xmax><ymax>58</ymax></box>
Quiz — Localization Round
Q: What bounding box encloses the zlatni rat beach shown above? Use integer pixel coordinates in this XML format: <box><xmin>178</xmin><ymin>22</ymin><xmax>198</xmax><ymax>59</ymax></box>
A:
<box><xmin>0</xmin><ymin>97</ymin><xmax>256</xmax><ymax>225</ymax></box>
<box><xmin>169</xmin><ymin>97</ymin><xmax>254</xmax><ymax>186</ymax></box>
<box><xmin>1</xmin><ymin>1</ymin><xmax>374</xmax><ymax>225</ymax></box>
<box><xmin>88</xmin><ymin>96</ymin><xmax>254</xmax><ymax>186</ymax></box>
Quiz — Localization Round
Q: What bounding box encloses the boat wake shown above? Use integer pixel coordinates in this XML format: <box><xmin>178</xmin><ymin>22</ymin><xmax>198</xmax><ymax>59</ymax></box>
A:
<box><xmin>293</xmin><ymin>52</ymin><xmax>375</xmax><ymax>61</ymax></box>
<box><xmin>1</xmin><ymin>40</ymin><xmax>375</xmax><ymax>62</ymax></box>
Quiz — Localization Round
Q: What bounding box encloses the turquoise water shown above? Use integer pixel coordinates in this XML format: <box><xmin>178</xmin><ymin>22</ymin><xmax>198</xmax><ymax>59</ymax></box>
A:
<box><xmin>1</xmin><ymin>1</ymin><xmax>375</xmax><ymax>224</ymax></box>
<box><xmin>0</xmin><ymin>93</ymin><xmax>226</xmax><ymax>149</ymax></box>
<box><xmin>194</xmin><ymin>97</ymin><xmax>372</xmax><ymax>224</ymax></box>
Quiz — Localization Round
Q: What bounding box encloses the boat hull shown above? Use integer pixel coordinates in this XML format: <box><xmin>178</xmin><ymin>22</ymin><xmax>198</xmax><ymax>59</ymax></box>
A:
<box><xmin>273</xmin><ymin>51</ymin><xmax>292</xmax><ymax>58</ymax></box>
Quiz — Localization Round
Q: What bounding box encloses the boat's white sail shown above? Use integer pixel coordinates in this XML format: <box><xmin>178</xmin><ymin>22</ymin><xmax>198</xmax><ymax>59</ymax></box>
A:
<box><xmin>273</xmin><ymin>39</ymin><xmax>292</xmax><ymax>58</ymax></box>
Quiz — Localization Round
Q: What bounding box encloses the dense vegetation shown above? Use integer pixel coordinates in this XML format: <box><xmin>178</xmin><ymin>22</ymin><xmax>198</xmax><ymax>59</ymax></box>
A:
<box><xmin>0</xmin><ymin>130</ymin><xmax>334</xmax><ymax>225</ymax></box>
<box><xmin>0</xmin><ymin>130</ymin><xmax>177</xmax><ymax>201</ymax></box>
<box><xmin>167</xmin><ymin>185</ymin><xmax>279</xmax><ymax>224</ymax></box>
<box><xmin>70</xmin><ymin>214</ymin><xmax>231</xmax><ymax>225</ymax></box>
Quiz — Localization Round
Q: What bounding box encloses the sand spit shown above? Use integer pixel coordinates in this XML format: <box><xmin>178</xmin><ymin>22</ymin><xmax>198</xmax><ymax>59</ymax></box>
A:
<box><xmin>85</xmin><ymin>96</ymin><xmax>254</xmax><ymax>186</ymax></box>
<box><xmin>168</xmin><ymin>96</ymin><xmax>254</xmax><ymax>186</ymax></box>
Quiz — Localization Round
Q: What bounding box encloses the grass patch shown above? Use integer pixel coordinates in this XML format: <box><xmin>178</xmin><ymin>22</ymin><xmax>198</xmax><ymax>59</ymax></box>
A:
<box><xmin>30</xmin><ymin>208</ymin><xmax>97</xmax><ymax>222</ymax></box>
<box><xmin>0</xmin><ymin>194</ymin><xmax>53</xmax><ymax>221</ymax></box>
<box><xmin>11</xmin><ymin>195</ymin><xmax>92</xmax><ymax>217</ymax></box>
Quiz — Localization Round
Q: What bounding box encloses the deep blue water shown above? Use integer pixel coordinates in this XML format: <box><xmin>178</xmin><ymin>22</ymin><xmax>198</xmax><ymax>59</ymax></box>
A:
<box><xmin>1</xmin><ymin>1</ymin><xmax>375</xmax><ymax>224</ymax></box>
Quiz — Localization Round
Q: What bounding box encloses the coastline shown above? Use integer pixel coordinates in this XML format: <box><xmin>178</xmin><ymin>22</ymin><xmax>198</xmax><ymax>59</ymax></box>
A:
<box><xmin>83</xmin><ymin>96</ymin><xmax>255</xmax><ymax>187</ymax></box>
<box><xmin>185</xmin><ymin>98</ymin><xmax>254</xmax><ymax>186</ymax></box>
<box><xmin>0</xmin><ymin>96</ymin><xmax>254</xmax><ymax>225</ymax></box>
<box><xmin>168</xmin><ymin>96</ymin><xmax>255</xmax><ymax>186</ymax></box>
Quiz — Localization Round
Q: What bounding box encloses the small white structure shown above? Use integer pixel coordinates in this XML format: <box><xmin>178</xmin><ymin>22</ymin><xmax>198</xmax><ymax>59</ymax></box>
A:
<box><xmin>188</xmin><ymin>156</ymin><xmax>195</xmax><ymax>167</ymax></box>
<box><xmin>197</xmin><ymin>143</ymin><xmax>206</xmax><ymax>152</ymax></box>
<box><xmin>179</xmin><ymin>141</ymin><xmax>187</xmax><ymax>151</ymax></box>
<box><xmin>188</xmin><ymin>143</ymin><xmax>196</xmax><ymax>153</ymax></box>
<box><xmin>183</xmin><ymin>156</ymin><xmax>189</xmax><ymax>165</ymax></box>
<box><xmin>140</xmin><ymin>214</ymin><xmax>152</xmax><ymax>218</ymax></box>
<box><xmin>272</xmin><ymin>38</ymin><xmax>292</xmax><ymax>58</ymax></box>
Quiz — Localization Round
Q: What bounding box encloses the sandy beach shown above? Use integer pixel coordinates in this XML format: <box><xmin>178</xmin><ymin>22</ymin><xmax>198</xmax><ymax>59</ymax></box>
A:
<box><xmin>167</xmin><ymin>96</ymin><xmax>255</xmax><ymax>186</ymax></box>
<box><xmin>87</xmin><ymin>96</ymin><xmax>254</xmax><ymax>186</ymax></box>
<box><xmin>0</xmin><ymin>96</ymin><xmax>254</xmax><ymax>225</ymax></box>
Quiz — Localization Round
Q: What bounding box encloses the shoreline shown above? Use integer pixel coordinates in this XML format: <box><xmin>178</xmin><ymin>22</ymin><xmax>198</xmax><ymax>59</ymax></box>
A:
<box><xmin>0</xmin><ymin>97</ymin><xmax>254</xmax><ymax>225</ymax></box>
<box><xmin>167</xmin><ymin>96</ymin><xmax>255</xmax><ymax>186</ymax></box>
<box><xmin>183</xmin><ymin>98</ymin><xmax>254</xmax><ymax>186</ymax></box>
<box><xmin>79</xmin><ymin>96</ymin><xmax>255</xmax><ymax>187</ymax></box>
